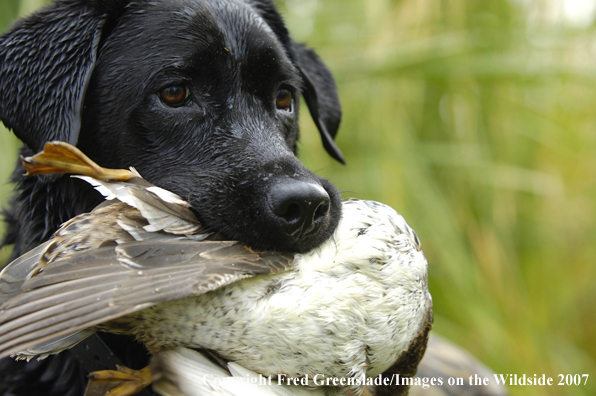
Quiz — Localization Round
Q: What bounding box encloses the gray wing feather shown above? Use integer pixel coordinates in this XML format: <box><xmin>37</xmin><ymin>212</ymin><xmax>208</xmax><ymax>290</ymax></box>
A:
<box><xmin>19</xmin><ymin>329</ymin><xmax>97</xmax><ymax>360</ymax></box>
<box><xmin>0</xmin><ymin>240</ymin><xmax>294</xmax><ymax>359</ymax></box>
<box><xmin>0</xmin><ymin>242</ymin><xmax>51</xmax><ymax>304</ymax></box>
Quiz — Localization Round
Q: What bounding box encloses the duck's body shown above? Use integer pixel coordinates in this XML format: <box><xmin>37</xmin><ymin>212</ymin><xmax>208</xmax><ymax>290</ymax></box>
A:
<box><xmin>106</xmin><ymin>198</ymin><xmax>430</xmax><ymax>382</ymax></box>
<box><xmin>0</xmin><ymin>142</ymin><xmax>432</xmax><ymax>394</ymax></box>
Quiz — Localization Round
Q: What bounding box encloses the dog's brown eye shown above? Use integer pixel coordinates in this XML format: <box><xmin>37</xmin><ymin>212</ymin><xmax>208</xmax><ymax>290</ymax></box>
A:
<box><xmin>276</xmin><ymin>89</ymin><xmax>292</xmax><ymax>111</ymax></box>
<box><xmin>159</xmin><ymin>85</ymin><xmax>189</xmax><ymax>107</ymax></box>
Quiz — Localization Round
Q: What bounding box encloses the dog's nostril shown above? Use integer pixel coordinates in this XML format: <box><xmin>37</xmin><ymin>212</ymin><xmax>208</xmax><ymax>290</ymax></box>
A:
<box><xmin>278</xmin><ymin>202</ymin><xmax>302</xmax><ymax>223</ymax></box>
<box><xmin>314</xmin><ymin>200</ymin><xmax>330</xmax><ymax>220</ymax></box>
<box><xmin>268</xmin><ymin>181</ymin><xmax>330</xmax><ymax>237</ymax></box>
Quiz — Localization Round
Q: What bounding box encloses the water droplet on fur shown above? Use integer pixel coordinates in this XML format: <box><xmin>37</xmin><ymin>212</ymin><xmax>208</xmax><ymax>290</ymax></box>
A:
<box><xmin>137</xmin><ymin>271</ymin><xmax>144</xmax><ymax>275</ymax></box>
<box><xmin>154</xmin><ymin>288</ymin><xmax>162</xmax><ymax>293</ymax></box>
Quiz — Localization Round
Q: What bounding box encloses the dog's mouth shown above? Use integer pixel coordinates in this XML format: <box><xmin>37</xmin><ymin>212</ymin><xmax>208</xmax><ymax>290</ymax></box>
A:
<box><xmin>187</xmin><ymin>176</ymin><xmax>342</xmax><ymax>254</ymax></box>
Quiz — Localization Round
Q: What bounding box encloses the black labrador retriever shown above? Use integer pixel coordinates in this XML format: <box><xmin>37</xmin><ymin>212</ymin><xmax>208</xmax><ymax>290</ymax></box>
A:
<box><xmin>0</xmin><ymin>0</ymin><xmax>343</xmax><ymax>394</ymax></box>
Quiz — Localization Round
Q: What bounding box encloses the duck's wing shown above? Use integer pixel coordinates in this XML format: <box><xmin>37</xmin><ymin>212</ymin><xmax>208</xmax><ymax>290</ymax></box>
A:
<box><xmin>0</xmin><ymin>239</ymin><xmax>294</xmax><ymax>359</ymax></box>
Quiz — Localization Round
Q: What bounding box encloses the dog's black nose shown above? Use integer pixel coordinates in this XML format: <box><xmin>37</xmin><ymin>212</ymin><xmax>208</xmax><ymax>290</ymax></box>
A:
<box><xmin>268</xmin><ymin>181</ymin><xmax>331</xmax><ymax>238</ymax></box>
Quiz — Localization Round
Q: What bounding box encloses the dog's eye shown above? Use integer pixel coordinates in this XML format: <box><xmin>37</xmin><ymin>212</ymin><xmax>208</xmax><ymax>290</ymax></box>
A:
<box><xmin>276</xmin><ymin>89</ymin><xmax>292</xmax><ymax>112</ymax></box>
<box><xmin>159</xmin><ymin>85</ymin><xmax>189</xmax><ymax>107</ymax></box>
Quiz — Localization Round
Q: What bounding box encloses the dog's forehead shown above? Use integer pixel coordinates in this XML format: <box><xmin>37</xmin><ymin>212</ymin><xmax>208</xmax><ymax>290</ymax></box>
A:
<box><xmin>207</xmin><ymin>0</ymin><xmax>278</xmax><ymax>50</ymax></box>
<box><xmin>114</xmin><ymin>0</ymin><xmax>290</xmax><ymax>66</ymax></box>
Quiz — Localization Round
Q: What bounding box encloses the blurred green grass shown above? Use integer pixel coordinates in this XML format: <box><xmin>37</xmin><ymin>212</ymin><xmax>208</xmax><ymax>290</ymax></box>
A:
<box><xmin>1</xmin><ymin>0</ymin><xmax>595</xmax><ymax>395</ymax></box>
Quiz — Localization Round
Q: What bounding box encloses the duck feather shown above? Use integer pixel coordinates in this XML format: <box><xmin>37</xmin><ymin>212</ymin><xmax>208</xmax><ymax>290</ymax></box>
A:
<box><xmin>0</xmin><ymin>238</ymin><xmax>293</xmax><ymax>358</ymax></box>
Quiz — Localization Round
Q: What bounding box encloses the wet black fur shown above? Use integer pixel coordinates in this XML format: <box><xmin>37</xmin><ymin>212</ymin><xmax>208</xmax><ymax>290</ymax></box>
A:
<box><xmin>0</xmin><ymin>0</ymin><xmax>343</xmax><ymax>394</ymax></box>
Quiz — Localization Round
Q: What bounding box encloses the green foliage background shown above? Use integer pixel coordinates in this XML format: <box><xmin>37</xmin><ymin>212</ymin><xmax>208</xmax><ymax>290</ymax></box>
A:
<box><xmin>1</xmin><ymin>0</ymin><xmax>595</xmax><ymax>395</ymax></box>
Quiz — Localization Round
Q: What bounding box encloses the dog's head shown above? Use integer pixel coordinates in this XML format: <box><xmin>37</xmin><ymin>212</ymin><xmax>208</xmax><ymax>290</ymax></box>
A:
<box><xmin>0</xmin><ymin>0</ymin><xmax>344</xmax><ymax>253</ymax></box>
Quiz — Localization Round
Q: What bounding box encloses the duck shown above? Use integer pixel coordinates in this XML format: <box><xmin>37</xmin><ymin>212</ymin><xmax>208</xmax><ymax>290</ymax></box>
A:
<box><xmin>0</xmin><ymin>142</ymin><xmax>432</xmax><ymax>396</ymax></box>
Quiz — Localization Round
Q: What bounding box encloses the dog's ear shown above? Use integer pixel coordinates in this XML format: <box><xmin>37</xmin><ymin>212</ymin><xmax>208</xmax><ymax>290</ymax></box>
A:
<box><xmin>249</xmin><ymin>0</ymin><xmax>344</xmax><ymax>164</ymax></box>
<box><xmin>290</xmin><ymin>42</ymin><xmax>344</xmax><ymax>164</ymax></box>
<box><xmin>0</xmin><ymin>1</ymin><xmax>128</xmax><ymax>152</ymax></box>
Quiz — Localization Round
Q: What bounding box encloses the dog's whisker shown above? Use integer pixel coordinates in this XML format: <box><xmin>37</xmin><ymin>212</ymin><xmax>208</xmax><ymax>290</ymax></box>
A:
<box><xmin>339</xmin><ymin>190</ymin><xmax>364</xmax><ymax>197</ymax></box>
<box><xmin>311</xmin><ymin>165</ymin><xmax>333</xmax><ymax>175</ymax></box>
